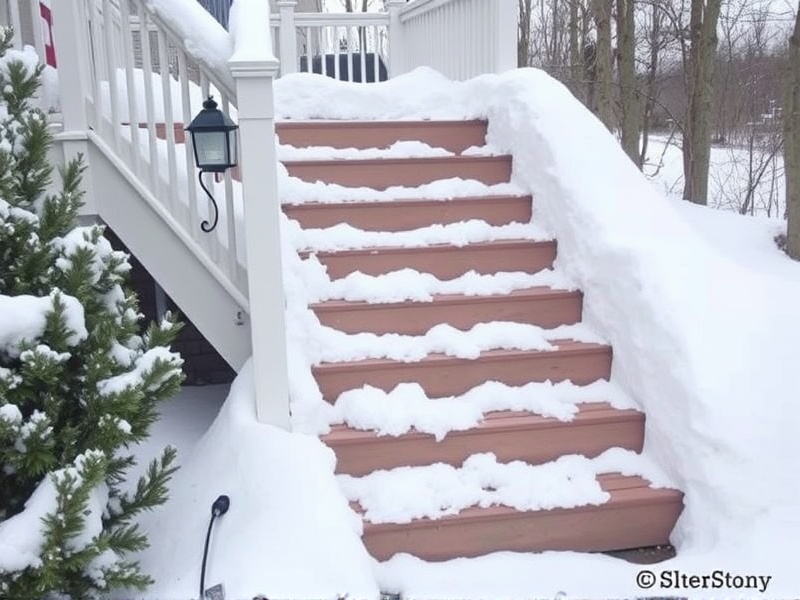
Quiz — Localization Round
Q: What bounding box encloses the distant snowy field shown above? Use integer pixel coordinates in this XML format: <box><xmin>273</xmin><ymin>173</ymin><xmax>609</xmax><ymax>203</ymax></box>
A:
<box><xmin>646</xmin><ymin>133</ymin><xmax>786</xmax><ymax>218</ymax></box>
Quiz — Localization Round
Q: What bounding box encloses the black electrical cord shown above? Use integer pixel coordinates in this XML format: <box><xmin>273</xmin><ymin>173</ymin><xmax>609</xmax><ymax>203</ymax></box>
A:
<box><xmin>200</xmin><ymin>494</ymin><xmax>230</xmax><ymax>600</ymax></box>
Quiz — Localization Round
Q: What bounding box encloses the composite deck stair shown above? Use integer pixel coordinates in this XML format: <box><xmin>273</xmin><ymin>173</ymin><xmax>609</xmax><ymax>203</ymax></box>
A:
<box><xmin>279</xmin><ymin>119</ymin><xmax>684</xmax><ymax>562</ymax></box>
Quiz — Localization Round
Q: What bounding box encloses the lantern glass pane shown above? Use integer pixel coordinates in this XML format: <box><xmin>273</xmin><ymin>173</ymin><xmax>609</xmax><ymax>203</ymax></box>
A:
<box><xmin>194</xmin><ymin>131</ymin><xmax>229</xmax><ymax>168</ymax></box>
<box><xmin>228</xmin><ymin>129</ymin><xmax>238</xmax><ymax>166</ymax></box>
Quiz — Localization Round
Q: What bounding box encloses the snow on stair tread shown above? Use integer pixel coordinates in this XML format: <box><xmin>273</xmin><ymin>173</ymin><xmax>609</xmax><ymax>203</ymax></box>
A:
<box><xmin>278</xmin><ymin>140</ymin><xmax>456</xmax><ymax>161</ymax></box>
<box><xmin>304</xmin><ymin>238</ymin><xmax>550</xmax><ymax>257</ymax></box>
<box><xmin>288</xmin><ymin>220</ymin><xmax>550</xmax><ymax>253</ymax></box>
<box><xmin>308</xmin><ymin>322</ymin><xmax>606</xmax><ymax>364</ymax></box>
<box><xmin>325</xmin><ymin>379</ymin><xmax>638</xmax><ymax>440</ymax></box>
<box><xmin>283</xmin><ymin>194</ymin><xmax>533</xmax><ymax>233</ymax></box>
<box><xmin>279</xmin><ymin>175</ymin><xmax>525</xmax><ymax>205</ymax></box>
<box><xmin>305</xmin><ymin>267</ymin><xmax>578</xmax><ymax>304</ymax></box>
<box><xmin>312</xmin><ymin>286</ymin><xmax>577</xmax><ymax>308</ymax></box>
<box><xmin>339</xmin><ymin>448</ymin><xmax>676</xmax><ymax>525</ymax></box>
<box><xmin>325</xmin><ymin>404</ymin><xmax>642</xmax><ymax>442</ymax></box>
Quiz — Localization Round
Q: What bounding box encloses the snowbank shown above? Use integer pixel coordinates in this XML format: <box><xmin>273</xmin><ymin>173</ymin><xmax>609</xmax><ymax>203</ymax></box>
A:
<box><xmin>136</xmin><ymin>66</ymin><xmax>800</xmax><ymax>598</ymax></box>
<box><xmin>132</xmin><ymin>361</ymin><xmax>378</xmax><ymax>600</ymax></box>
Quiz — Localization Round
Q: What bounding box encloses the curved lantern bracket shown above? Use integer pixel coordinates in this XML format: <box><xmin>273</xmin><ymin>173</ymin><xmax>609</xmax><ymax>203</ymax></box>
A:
<box><xmin>186</xmin><ymin>96</ymin><xmax>239</xmax><ymax>233</ymax></box>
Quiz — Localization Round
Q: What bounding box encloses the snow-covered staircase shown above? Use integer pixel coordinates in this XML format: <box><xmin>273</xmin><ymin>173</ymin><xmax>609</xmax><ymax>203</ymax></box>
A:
<box><xmin>279</xmin><ymin>119</ymin><xmax>684</xmax><ymax>562</ymax></box>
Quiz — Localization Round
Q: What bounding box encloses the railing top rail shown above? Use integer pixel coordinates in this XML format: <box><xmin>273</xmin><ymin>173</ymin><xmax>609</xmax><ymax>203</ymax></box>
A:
<box><xmin>292</xmin><ymin>12</ymin><xmax>390</xmax><ymax>26</ymax></box>
<box><xmin>399</xmin><ymin>0</ymin><xmax>466</xmax><ymax>21</ymax></box>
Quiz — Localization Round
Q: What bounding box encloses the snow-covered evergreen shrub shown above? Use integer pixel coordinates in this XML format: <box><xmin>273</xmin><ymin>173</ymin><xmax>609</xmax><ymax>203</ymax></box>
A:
<box><xmin>0</xmin><ymin>28</ymin><xmax>184</xmax><ymax>597</ymax></box>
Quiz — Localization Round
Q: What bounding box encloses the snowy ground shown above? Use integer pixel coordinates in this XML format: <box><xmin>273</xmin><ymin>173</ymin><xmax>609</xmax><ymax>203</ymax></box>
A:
<box><xmin>127</xmin><ymin>67</ymin><xmax>800</xmax><ymax>600</ymax></box>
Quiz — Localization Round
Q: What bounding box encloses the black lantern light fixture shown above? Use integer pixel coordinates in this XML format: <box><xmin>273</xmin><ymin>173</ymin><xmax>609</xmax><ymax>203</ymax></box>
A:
<box><xmin>186</xmin><ymin>96</ymin><xmax>239</xmax><ymax>233</ymax></box>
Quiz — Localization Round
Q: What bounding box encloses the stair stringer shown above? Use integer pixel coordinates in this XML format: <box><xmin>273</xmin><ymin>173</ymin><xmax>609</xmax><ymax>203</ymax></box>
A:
<box><xmin>83</xmin><ymin>132</ymin><xmax>252</xmax><ymax>371</ymax></box>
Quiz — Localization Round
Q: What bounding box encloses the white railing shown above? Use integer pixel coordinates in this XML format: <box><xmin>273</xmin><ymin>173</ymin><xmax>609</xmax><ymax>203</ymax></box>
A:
<box><xmin>26</xmin><ymin>0</ymin><xmax>517</xmax><ymax>430</ymax></box>
<box><xmin>395</xmin><ymin>0</ymin><xmax>517</xmax><ymax>80</ymax></box>
<box><xmin>270</xmin><ymin>0</ymin><xmax>516</xmax><ymax>82</ymax></box>
<box><xmin>53</xmin><ymin>0</ymin><xmax>246</xmax><ymax>307</ymax></box>
<box><xmin>273</xmin><ymin>0</ymin><xmax>389</xmax><ymax>81</ymax></box>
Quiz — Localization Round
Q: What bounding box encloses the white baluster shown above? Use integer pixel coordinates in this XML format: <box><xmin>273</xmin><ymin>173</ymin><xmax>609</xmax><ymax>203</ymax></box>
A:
<box><xmin>102</xmin><ymin>0</ymin><xmax>122</xmax><ymax>151</ymax></box>
<box><xmin>386</xmin><ymin>0</ymin><xmax>404</xmax><ymax>78</ymax></box>
<box><xmin>277</xmin><ymin>0</ymin><xmax>297</xmax><ymax>75</ymax></box>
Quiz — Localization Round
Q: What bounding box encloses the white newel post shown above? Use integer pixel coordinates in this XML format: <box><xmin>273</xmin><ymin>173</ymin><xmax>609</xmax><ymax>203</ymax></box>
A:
<box><xmin>50</xmin><ymin>1</ymin><xmax>97</xmax><ymax>214</ymax></box>
<box><xmin>277</xmin><ymin>0</ymin><xmax>297</xmax><ymax>75</ymax></box>
<box><xmin>387</xmin><ymin>0</ymin><xmax>405</xmax><ymax>78</ymax></box>
<box><xmin>229</xmin><ymin>57</ymin><xmax>292</xmax><ymax>431</ymax></box>
<box><xmin>494</xmin><ymin>0</ymin><xmax>518</xmax><ymax>73</ymax></box>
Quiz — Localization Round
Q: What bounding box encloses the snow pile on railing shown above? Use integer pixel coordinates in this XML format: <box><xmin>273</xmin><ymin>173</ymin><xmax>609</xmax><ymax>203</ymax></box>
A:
<box><xmin>228</xmin><ymin>0</ymin><xmax>276</xmax><ymax>63</ymax></box>
<box><xmin>144</xmin><ymin>0</ymin><xmax>232</xmax><ymax>76</ymax></box>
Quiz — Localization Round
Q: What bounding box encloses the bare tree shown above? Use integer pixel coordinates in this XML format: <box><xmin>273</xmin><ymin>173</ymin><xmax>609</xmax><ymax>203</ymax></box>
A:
<box><xmin>519</xmin><ymin>0</ymin><xmax>534</xmax><ymax>66</ymax></box>
<box><xmin>568</xmin><ymin>0</ymin><xmax>587</xmax><ymax>102</ymax></box>
<box><xmin>639</xmin><ymin>0</ymin><xmax>668</xmax><ymax>165</ymax></box>
<box><xmin>785</xmin><ymin>3</ymin><xmax>800</xmax><ymax>258</ymax></box>
<box><xmin>682</xmin><ymin>0</ymin><xmax>723</xmax><ymax>204</ymax></box>
<box><xmin>592</xmin><ymin>0</ymin><xmax>615</xmax><ymax>128</ymax></box>
<box><xmin>616</xmin><ymin>0</ymin><xmax>642</xmax><ymax>164</ymax></box>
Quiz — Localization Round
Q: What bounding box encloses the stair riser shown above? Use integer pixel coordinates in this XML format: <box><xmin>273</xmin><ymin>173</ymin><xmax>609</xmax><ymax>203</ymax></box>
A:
<box><xmin>309</xmin><ymin>241</ymin><xmax>557</xmax><ymax>280</ymax></box>
<box><xmin>283</xmin><ymin>196</ymin><xmax>532</xmax><ymax>232</ymax></box>
<box><xmin>314</xmin><ymin>347</ymin><xmax>612</xmax><ymax>401</ymax></box>
<box><xmin>313</xmin><ymin>292</ymin><xmax>582</xmax><ymax>335</ymax></box>
<box><xmin>361</xmin><ymin>490</ymin><xmax>684</xmax><ymax>561</ymax></box>
<box><xmin>275</xmin><ymin>120</ymin><xmax>488</xmax><ymax>154</ymax></box>
<box><xmin>283</xmin><ymin>156</ymin><xmax>512</xmax><ymax>190</ymax></box>
<box><xmin>327</xmin><ymin>411</ymin><xmax>644</xmax><ymax>476</ymax></box>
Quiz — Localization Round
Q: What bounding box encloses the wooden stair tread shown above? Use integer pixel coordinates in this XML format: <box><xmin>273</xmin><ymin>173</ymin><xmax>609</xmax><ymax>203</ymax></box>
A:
<box><xmin>276</xmin><ymin>120</ymin><xmax>489</xmax><ymax>154</ymax></box>
<box><xmin>303</xmin><ymin>239</ymin><xmax>557</xmax><ymax>279</ymax></box>
<box><xmin>354</xmin><ymin>472</ymin><xmax>684</xmax><ymax>561</ymax></box>
<box><xmin>315</xmin><ymin>341</ymin><xmax>610</xmax><ymax>370</ymax></box>
<box><xmin>283</xmin><ymin>194</ymin><xmax>530</xmax><ymax>209</ymax></box>
<box><xmin>311</xmin><ymin>286</ymin><xmax>582</xmax><ymax>334</ymax></box>
<box><xmin>324</xmin><ymin>402</ymin><xmax>641</xmax><ymax>444</ymax></box>
<box><xmin>276</xmin><ymin>119</ymin><xmax>488</xmax><ymax>128</ymax></box>
<box><xmin>303</xmin><ymin>238</ymin><xmax>553</xmax><ymax>257</ymax></box>
<box><xmin>282</xmin><ymin>155</ymin><xmax>511</xmax><ymax>167</ymax></box>
<box><xmin>354</xmin><ymin>474</ymin><xmax>682</xmax><ymax>527</ymax></box>
<box><xmin>324</xmin><ymin>403</ymin><xmax>644</xmax><ymax>475</ymax></box>
<box><xmin>284</xmin><ymin>155</ymin><xmax>511</xmax><ymax>189</ymax></box>
<box><xmin>284</xmin><ymin>195</ymin><xmax>533</xmax><ymax>234</ymax></box>
<box><xmin>311</xmin><ymin>286</ymin><xmax>577</xmax><ymax>311</ymax></box>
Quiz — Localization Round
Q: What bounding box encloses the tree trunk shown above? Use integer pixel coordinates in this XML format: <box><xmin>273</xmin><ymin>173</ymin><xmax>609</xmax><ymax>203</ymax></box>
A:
<box><xmin>569</xmin><ymin>0</ymin><xmax>583</xmax><ymax>101</ymax></box>
<box><xmin>518</xmin><ymin>0</ymin><xmax>533</xmax><ymax>67</ymax></box>
<box><xmin>640</xmin><ymin>1</ymin><xmax>662</xmax><ymax>166</ymax></box>
<box><xmin>616</xmin><ymin>0</ymin><xmax>641</xmax><ymax>166</ymax></box>
<box><xmin>682</xmin><ymin>0</ymin><xmax>722</xmax><ymax>204</ymax></box>
<box><xmin>785</xmin><ymin>5</ymin><xmax>800</xmax><ymax>259</ymax></box>
<box><xmin>592</xmin><ymin>0</ymin><xmax>615</xmax><ymax>129</ymax></box>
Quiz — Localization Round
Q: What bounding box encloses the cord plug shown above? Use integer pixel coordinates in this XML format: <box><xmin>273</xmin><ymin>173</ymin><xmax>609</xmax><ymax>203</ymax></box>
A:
<box><xmin>212</xmin><ymin>495</ymin><xmax>230</xmax><ymax>517</ymax></box>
